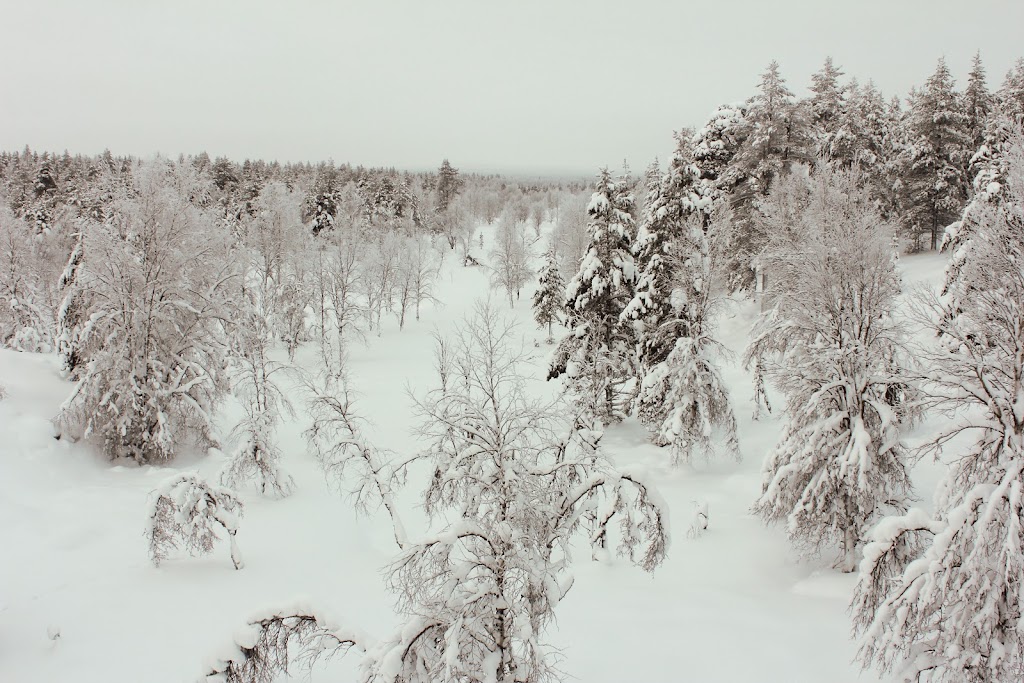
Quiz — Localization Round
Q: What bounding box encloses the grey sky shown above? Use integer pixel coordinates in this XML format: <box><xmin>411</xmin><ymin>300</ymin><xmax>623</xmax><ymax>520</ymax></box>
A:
<box><xmin>2</xmin><ymin>0</ymin><xmax>1022</xmax><ymax>174</ymax></box>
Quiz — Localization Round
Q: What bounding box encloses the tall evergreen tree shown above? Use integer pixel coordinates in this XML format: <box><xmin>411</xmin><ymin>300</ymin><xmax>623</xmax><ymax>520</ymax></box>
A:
<box><xmin>963</xmin><ymin>52</ymin><xmax>993</xmax><ymax>156</ymax></box>
<box><xmin>808</xmin><ymin>57</ymin><xmax>850</xmax><ymax>163</ymax></box>
<box><xmin>900</xmin><ymin>57</ymin><xmax>971</xmax><ymax>250</ymax></box>
<box><xmin>532</xmin><ymin>247</ymin><xmax>565</xmax><ymax>343</ymax></box>
<box><xmin>623</xmin><ymin>132</ymin><xmax>700</xmax><ymax>370</ymax></box>
<box><xmin>435</xmin><ymin>158</ymin><xmax>461</xmax><ymax>212</ymax></box>
<box><xmin>996</xmin><ymin>57</ymin><xmax>1024</xmax><ymax>121</ymax></box>
<box><xmin>548</xmin><ymin>169</ymin><xmax>637</xmax><ymax>424</ymax></box>
<box><xmin>734</xmin><ymin>60</ymin><xmax>813</xmax><ymax>195</ymax></box>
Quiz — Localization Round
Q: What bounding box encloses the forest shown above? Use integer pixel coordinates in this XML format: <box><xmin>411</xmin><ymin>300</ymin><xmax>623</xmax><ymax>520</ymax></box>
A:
<box><xmin>2</xmin><ymin>53</ymin><xmax>1024</xmax><ymax>683</ymax></box>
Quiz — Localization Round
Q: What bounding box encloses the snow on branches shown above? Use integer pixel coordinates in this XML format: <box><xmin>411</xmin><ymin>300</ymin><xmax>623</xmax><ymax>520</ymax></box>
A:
<box><xmin>853</xmin><ymin>125</ymin><xmax>1024</xmax><ymax>682</ymax></box>
<box><xmin>220</xmin><ymin>268</ymin><xmax>296</xmax><ymax>498</ymax></box>
<box><xmin>631</xmin><ymin>210</ymin><xmax>739</xmax><ymax>464</ymax></box>
<box><xmin>748</xmin><ymin>168</ymin><xmax>913</xmax><ymax>572</ymax></box>
<box><xmin>57</xmin><ymin>160</ymin><xmax>237</xmax><ymax>463</ymax></box>
<box><xmin>146</xmin><ymin>473</ymin><xmax>244</xmax><ymax>570</ymax></box>
<box><xmin>363</xmin><ymin>302</ymin><xmax>668</xmax><ymax>683</ymax></box>
<box><xmin>304</xmin><ymin>360</ymin><xmax>409</xmax><ymax>549</ymax></box>
<box><xmin>549</xmin><ymin>169</ymin><xmax>637</xmax><ymax>425</ymax></box>
<box><xmin>205</xmin><ymin>606</ymin><xmax>363</xmax><ymax>683</ymax></box>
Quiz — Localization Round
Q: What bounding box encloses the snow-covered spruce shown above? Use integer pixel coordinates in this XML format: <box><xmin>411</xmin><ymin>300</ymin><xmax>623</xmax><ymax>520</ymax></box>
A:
<box><xmin>631</xmin><ymin>209</ymin><xmax>739</xmax><ymax>464</ymax></box>
<box><xmin>57</xmin><ymin>161</ymin><xmax>237</xmax><ymax>463</ymax></box>
<box><xmin>364</xmin><ymin>302</ymin><xmax>667</xmax><ymax>683</ymax></box>
<box><xmin>205</xmin><ymin>606</ymin><xmax>363</xmax><ymax>683</ymax></box>
<box><xmin>748</xmin><ymin>168</ymin><xmax>913</xmax><ymax>572</ymax></box>
<box><xmin>853</xmin><ymin>127</ymin><xmax>1024</xmax><ymax>682</ymax></box>
<box><xmin>622</xmin><ymin>131</ymin><xmax>702</xmax><ymax>371</ymax></box>
<box><xmin>549</xmin><ymin>169</ymin><xmax>638</xmax><ymax>425</ymax></box>
<box><xmin>146</xmin><ymin>473</ymin><xmax>244</xmax><ymax>570</ymax></box>
<box><xmin>531</xmin><ymin>246</ymin><xmax>564</xmax><ymax>343</ymax></box>
<box><xmin>55</xmin><ymin>227</ymin><xmax>86</xmax><ymax>377</ymax></box>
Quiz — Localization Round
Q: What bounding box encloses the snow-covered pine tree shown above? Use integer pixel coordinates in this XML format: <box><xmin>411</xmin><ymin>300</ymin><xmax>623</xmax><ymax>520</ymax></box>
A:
<box><xmin>963</xmin><ymin>52</ymin><xmax>993</xmax><ymax>158</ymax></box>
<box><xmin>853</xmin><ymin>128</ymin><xmax>1024</xmax><ymax>681</ymax></box>
<box><xmin>748</xmin><ymin>167</ymin><xmax>913</xmax><ymax>572</ymax></box>
<box><xmin>808</xmin><ymin>57</ymin><xmax>851</xmax><ymax>164</ymax></box>
<box><xmin>718</xmin><ymin>61</ymin><xmax>813</xmax><ymax>291</ymax></box>
<box><xmin>549</xmin><ymin>169</ymin><xmax>637</xmax><ymax>424</ymax></box>
<box><xmin>623</xmin><ymin>132</ymin><xmax>697</xmax><ymax>370</ymax></box>
<box><xmin>691</xmin><ymin>103</ymin><xmax>749</xmax><ymax>221</ymax></box>
<box><xmin>734</xmin><ymin>60</ymin><xmax>813</xmax><ymax>197</ymax></box>
<box><xmin>57</xmin><ymin>160</ymin><xmax>237</xmax><ymax>463</ymax></box>
<box><xmin>633</xmin><ymin>211</ymin><xmax>739</xmax><ymax>464</ymax></box>
<box><xmin>146</xmin><ymin>472</ymin><xmax>244</xmax><ymax>570</ymax></box>
<box><xmin>900</xmin><ymin>57</ymin><xmax>971</xmax><ymax>251</ymax></box>
<box><xmin>531</xmin><ymin>246</ymin><xmax>564</xmax><ymax>342</ymax></box>
<box><xmin>55</xmin><ymin>227</ymin><xmax>86</xmax><ymax>377</ymax></box>
<box><xmin>995</xmin><ymin>57</ymin><xmax>1024</xmax><ymax>122</ymax></box>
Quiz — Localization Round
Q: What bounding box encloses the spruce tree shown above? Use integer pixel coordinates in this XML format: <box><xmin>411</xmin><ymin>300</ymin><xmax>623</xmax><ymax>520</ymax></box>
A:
<box><xmin>532</xmin><ymin>247</ymin><xmax>564</xmax><ymax>343</ymax></box>
<box><xmin>623</xmin><ymin>132</ymin><xmax>700</xmax><ymax>369</ymax></box>
<box><xmin>548</xmin><ymin>169</ymin><xmax>637</xmax><ymax>424</ymax></box>
<box><xmin>996</xmin><ymin>57</ymin><xmax>1024</xmax><ymax>121</ymax></box>
<box><xmin>808</xmin><ymin>57</ymin><xmax>850</xmax><ymax>163</ymax></box>
<box><xmin>900</xmin><ymin>57</ymin><xmax>971</xmax><ymax>250</ymax></box>
<box><xmin>963</xmin><ymin>51</ymin><xmax>993</xmax><ymax>156</ymax></box>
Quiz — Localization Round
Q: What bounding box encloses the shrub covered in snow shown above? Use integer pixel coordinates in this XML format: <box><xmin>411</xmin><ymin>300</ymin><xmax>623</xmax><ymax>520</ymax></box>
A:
<box><xmin>146</xmin><ymin>473</ymin><xmax>244</xmax><ymax>570</ymax></box>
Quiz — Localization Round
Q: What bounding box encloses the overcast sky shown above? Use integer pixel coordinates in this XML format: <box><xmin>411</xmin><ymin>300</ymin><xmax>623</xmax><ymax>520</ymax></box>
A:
<box><xmin>2</xmin><ymin>0</ymin><xmax>1022</xmax><ymax>175</ymax></box>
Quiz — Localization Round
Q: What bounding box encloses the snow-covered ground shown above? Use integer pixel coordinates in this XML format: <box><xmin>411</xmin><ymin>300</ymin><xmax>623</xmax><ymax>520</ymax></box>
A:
<box><xmin>0</xmin><ymin>230</ymin><xmax>950</xmax><ymax>683</ymax></box>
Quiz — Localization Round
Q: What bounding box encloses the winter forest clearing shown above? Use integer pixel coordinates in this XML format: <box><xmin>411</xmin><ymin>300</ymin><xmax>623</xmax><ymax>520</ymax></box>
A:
<box><xmin>4</xmin><ymin>4</ymin><xmax>1024</xmax><ymax>682</ymax></box>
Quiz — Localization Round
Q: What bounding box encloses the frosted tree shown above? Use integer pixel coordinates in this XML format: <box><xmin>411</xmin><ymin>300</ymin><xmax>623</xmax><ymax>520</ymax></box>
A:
<box><xmin>900</xmin><ymin>57</ymin><xmax>971</xmax><ymax>250</ymax></box>
<box><xmin>531</xmin><ymin>247</ymin><xmax>564</xmax><ymax>342</ymax></box>
<box><xmin>634</xmin><ymin>213</ymin><xmax>739</xmax><ymax>464</ymax></box>
<box><xmin>146</xmin><ymin>472</ymin><xmax>244</xmax><ymax>570</ymax></box>
<box><xmin>304</xmin><ymin>358</ymin><xmax>409</xmax><ymax>550</ymax></box>
<box><xmin>963</xmin><ymin>52</ymin><xmax>993</xmax><ymax>156</ymax></box>
<box><xmin>995</xmin><ymin>57</ymin><xmax>1024</xmax><ymax>121</ymax></box>
<box><xmin>394</xmin><ymin>232</ymin><xmax>439</xmax><ymax>328</ymax></box>
<box><xmin>623</xmin><ymin>132</ymin><xmax>701</xmax><ymax>370</ymax></box>
<box><xmin>552</xmin><ymin>192</ymin><xmax>590</xmax><ymax>276</ymax></box>
<box><xmin>853</xmin><ymin>125</ymin><xmax>1024</xmax><ymax>683</ymax></box>
<box><xmin>364</xmin><ymin>303</ymin><xmax>668</xmax><ymax>683</ymax></box>
<box><xmin>204</xmin><ymin>304</ymin><xmax>668</xmax><ymax>683</ymax></box>
<box><xmin>748</xmin><ymin>168</ymin><xmax>913</xmax><ymax>572</ymax></box>
<box><xmin>0</xmin><ymin>206</ymin><xmax>57</xmax><ymax>352</ymax></box>
<box><xmin>57</xmin><ymin>160</ymin><xmax>237</xmax><ymax>463</ymax></box>
<box><xmin>808</xmin><ymin>57</ymin><xmax>851</xmax><ymax>163</ymax></box>
<box><xmin>220</xmin><ymin>273</ymin><xmax>295</xmax><ymax>498</ymax></box>
<box><xmin>549</xmin><ymin>169</ymin><xmax>637</xmax><ymax>424</ymax></box>
<box><xmin>488</xmin><ymin>211</ymin><xmax>531</xmax><ymax>306</ymax></box>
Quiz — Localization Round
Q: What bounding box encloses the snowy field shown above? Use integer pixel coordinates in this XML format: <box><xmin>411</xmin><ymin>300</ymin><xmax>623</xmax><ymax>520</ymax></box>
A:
<box><xmin>0</xmin><ymin>225</ymin><xmax>950</xmax><ymax>683</ymax></box>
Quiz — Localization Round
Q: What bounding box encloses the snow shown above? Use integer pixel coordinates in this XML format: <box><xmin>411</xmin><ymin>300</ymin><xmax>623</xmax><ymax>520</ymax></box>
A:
<box><xmin>0</xmin><ymin>232</ymin><xmax>951</xmax><ymax>683</ymax></box>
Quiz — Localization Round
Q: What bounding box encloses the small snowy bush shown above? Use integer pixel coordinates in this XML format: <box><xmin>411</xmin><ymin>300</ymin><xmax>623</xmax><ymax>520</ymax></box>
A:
<box><xmin>146</xmin><ymin>473</ymin><xmax>244</xmax><ymax>570</ymax></box>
